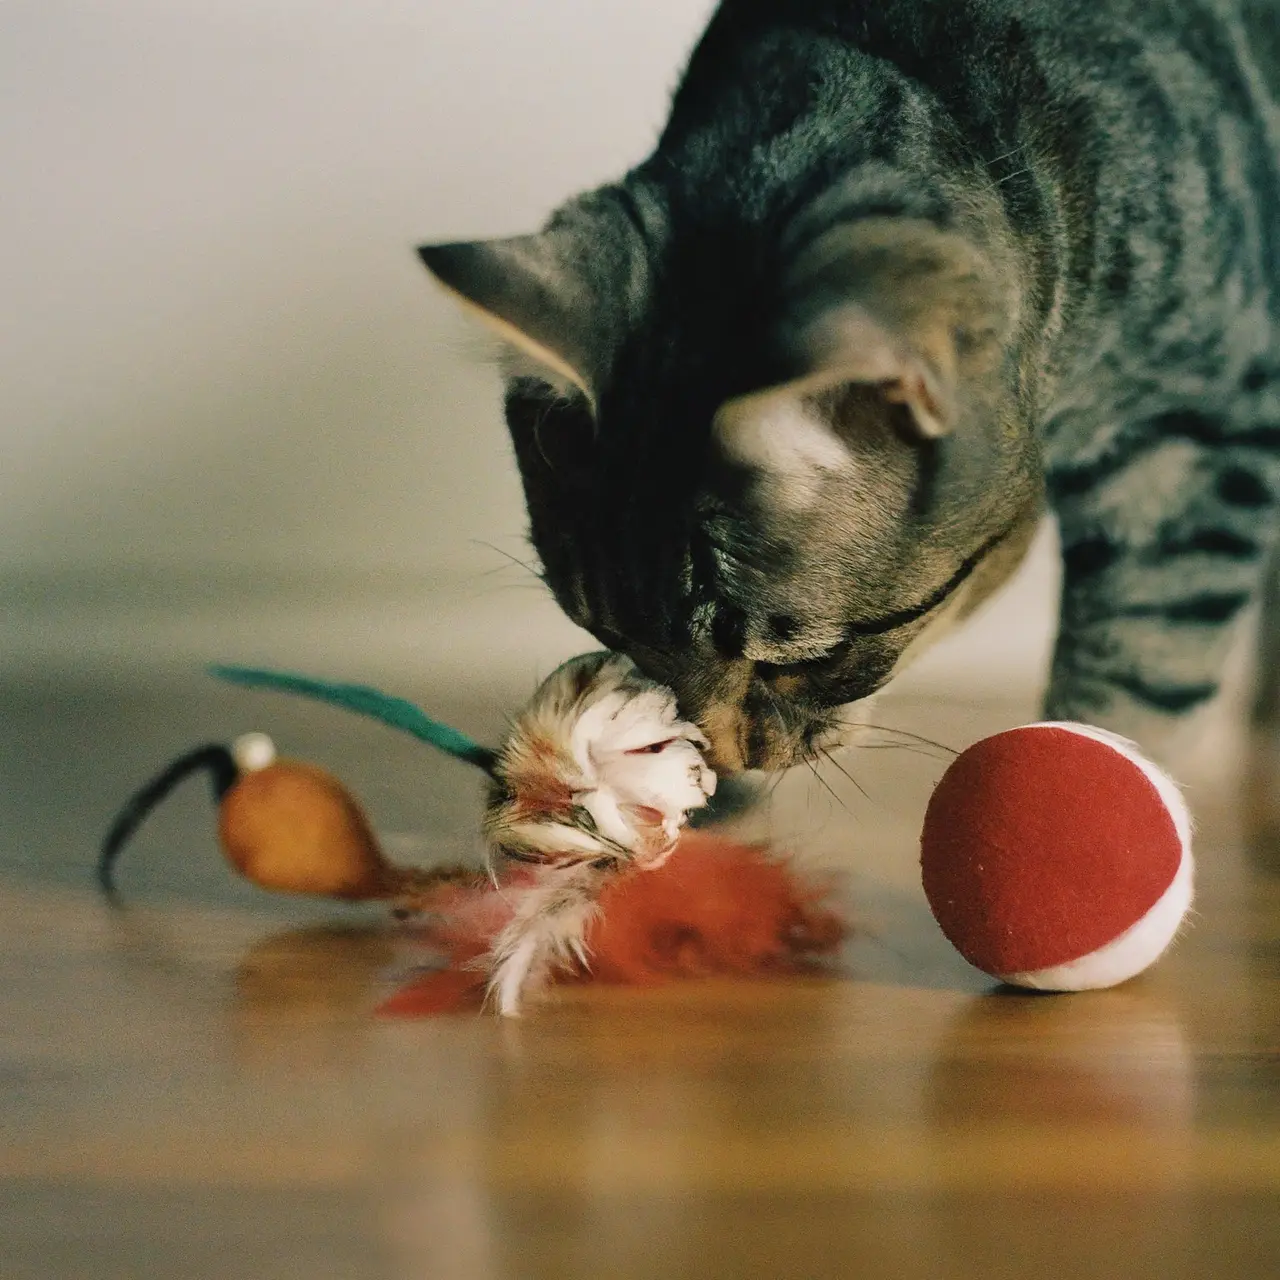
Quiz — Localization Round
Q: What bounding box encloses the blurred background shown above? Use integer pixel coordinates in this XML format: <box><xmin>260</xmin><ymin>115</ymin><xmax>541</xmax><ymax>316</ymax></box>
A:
<box><xmin>0</xmin><ymin>0</ymin><xmax>1059</xmax><ymax>700</ymax></box>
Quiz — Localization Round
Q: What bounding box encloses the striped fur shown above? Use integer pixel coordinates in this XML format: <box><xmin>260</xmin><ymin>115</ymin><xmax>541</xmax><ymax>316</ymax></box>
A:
<box><xmin>422</xmin><ymin>0</ymin><xmax>1280</xmax><ymax>770</ymax></box>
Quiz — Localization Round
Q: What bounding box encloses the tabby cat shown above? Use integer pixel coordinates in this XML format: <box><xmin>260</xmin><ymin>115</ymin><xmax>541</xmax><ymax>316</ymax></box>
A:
<box><xmin>419</xmin><ymin>0</ymin><xmax>1280</xmax><ymax>773</ymax></box>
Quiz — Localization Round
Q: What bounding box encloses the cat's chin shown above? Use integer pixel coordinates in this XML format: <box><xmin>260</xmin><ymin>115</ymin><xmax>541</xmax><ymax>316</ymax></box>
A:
<box><xmin>691</xmin><ymin>700</ymin><xmax>849</xmax><ymax>773</ymax></box>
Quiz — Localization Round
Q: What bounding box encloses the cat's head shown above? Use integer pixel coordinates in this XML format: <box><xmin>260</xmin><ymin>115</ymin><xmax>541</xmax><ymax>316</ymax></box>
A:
<box><xmin>422</xmin><ymin>184</ymin><xmax>1043</xmax><ymax>771</ymax></box>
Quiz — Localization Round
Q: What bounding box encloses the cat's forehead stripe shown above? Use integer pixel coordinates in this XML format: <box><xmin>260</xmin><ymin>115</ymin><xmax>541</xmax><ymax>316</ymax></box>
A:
<box><xmin>714</xmin><ymin>394</ymin><xmax>850</xmax><ymax>511</ymax></box>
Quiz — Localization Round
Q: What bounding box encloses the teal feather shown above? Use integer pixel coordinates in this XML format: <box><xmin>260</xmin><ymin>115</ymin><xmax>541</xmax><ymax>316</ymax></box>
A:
<box><xmin>209</xmin><ymin>665</ymin><xmax>498</xmax><ymax>774</ymax></box>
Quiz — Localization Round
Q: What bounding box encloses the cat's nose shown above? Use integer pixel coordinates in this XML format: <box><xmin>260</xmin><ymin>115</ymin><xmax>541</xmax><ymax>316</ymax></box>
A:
<box><xmin>706</xmin><ymin>669</ymin><xmax>828</xmax><ymax>772</ymax></box>
<box><xmin>698</xmin><ymin>704</ymin><xmax>750</xmax><ymax>774</ymax></box>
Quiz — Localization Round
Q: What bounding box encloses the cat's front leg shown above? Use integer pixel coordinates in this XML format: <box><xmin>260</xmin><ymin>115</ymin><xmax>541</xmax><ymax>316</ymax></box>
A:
<box><xmin>1045</xmin><ymin>419</ymin><xmax>1280</xmax><ymax>762</ymax></box>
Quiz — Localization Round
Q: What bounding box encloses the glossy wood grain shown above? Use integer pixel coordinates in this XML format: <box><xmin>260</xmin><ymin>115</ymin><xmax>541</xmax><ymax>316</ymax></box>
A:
<box><xmin>2</xmin><ymin>675</ymin><xmax>1278</xmax><ymax>1278</ymax></box>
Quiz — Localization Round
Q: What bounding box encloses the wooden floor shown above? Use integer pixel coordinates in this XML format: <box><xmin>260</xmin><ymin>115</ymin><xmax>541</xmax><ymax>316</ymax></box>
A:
<box><xmin>3</xmin><ymin>673</ymin><xmax>1279</xmax><ymax>1279</ymax></box>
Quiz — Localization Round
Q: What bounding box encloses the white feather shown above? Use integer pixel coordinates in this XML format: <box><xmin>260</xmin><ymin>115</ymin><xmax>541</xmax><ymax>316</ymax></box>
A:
<box><xmin>483</xmin><ymin>652</ymin><xmax>717</xmax><ymax>1014</ymax></box>
<box><xmin>486</xmin><ymin>863</ymin><xmax>603</xmax><ymax>1017</ymax></box>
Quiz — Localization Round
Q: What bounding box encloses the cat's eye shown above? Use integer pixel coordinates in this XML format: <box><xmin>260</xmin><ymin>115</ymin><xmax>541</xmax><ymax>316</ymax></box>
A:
<box><xmin>757</xmin><ymin>636</ymin><xmax>854</xmax><ymax>682</ymax></box>
<box><xmin>626</xmin><ymin>738</ymin><xmax>675</xmax><ymax>756</ymax></box>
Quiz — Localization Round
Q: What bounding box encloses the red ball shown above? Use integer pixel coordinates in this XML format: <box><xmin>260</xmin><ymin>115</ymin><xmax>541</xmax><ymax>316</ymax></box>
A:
<box><xmin>920</xmin><ymin>723</ymin><xmax>1193</xmax><ymax>990</ymax></box>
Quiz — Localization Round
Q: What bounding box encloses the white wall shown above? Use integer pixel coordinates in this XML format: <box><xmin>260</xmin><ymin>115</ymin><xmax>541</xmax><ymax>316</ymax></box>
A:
<box><xmin>0</xmin><ymin>0</ymin><xmax>1058</xmax><ymax>695</ymax></box>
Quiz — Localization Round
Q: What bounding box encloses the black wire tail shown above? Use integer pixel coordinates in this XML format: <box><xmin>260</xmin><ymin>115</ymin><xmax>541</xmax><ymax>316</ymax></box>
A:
<box><xmin>97</xmin><ymin>744</ymin><xmax>240</xmax><ymax>894</ymax></box>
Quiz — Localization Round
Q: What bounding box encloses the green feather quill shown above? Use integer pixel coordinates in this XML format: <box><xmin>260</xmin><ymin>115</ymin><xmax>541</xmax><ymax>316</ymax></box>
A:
<box><xmin>209</xmin><ymin>665</ymin><xmax>498</xmax><ymax>774</ymax></box>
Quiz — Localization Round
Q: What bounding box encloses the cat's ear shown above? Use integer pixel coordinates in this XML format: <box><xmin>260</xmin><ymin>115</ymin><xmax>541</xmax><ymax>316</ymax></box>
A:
<box><xmin>772</xmin><ymin>219</ymin><xmax>1009</xmax><ymax>438</ymax></box>
<box><xmin>419</xmin><ymin>198</ymin><xmax>648</xmax><ymax>401</ymax></box>
<box><xmin>418</xmin><ymin>234</ymin><xmax>596</xmax><ymax>396</ymax></box>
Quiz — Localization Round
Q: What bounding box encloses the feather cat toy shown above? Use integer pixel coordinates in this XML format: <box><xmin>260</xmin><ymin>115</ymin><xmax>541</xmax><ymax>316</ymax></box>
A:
<box><xmin>99</xmin><ymin>653</ymin><xmax>843</xmax><ymax>1015</ymax></box>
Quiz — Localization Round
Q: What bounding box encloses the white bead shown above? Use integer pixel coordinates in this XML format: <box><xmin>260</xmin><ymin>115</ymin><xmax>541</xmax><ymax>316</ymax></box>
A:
<box><xmin>231</xmin><ymin>732</ymin><xmax>277</xmax><ymax>773</ymax></box>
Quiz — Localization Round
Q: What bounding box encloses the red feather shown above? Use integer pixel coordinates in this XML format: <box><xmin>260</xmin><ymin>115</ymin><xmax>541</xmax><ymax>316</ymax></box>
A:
<box><xmin>378</xmin><ymin>832</ymin><xmax>845</xmax><ymax>1016</ymax></box>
